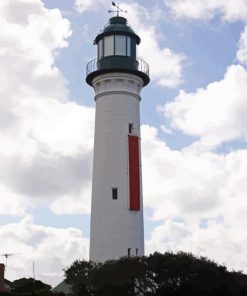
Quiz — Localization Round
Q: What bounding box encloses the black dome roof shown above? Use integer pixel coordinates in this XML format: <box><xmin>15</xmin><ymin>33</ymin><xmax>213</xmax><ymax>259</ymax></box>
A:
<box><xmin>94</xmin><ymin>16</ymin><xmax>141</xmax><ymax>44</ymax></box>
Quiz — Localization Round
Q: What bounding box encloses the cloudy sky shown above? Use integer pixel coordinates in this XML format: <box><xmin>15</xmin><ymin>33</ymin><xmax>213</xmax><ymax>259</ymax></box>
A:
<box><xmin>1</xmin><ymin>0</ymin><xmax>247</xmax><ymax>287</ymax></box>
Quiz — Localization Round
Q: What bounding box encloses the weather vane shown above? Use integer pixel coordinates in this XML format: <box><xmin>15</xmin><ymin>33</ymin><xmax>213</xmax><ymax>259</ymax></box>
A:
<box><xmin>108</xmin><ymin>2</ymin><xmax>127</xmax><ymax>16</ymax></box>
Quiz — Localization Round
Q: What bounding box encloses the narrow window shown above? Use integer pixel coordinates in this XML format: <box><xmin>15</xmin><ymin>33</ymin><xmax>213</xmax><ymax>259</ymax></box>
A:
<box><xmin>127</xmin><ymin>37</ymin><xmax>131</xmax><ymax>56</ymax></box>
<box><xmin>115</xmin><ymin>35</ymin><xmax>126</xmax><ymax>56</ymax></box>
<box><xmin>112</xmin><ymin>188</ymin><xmax>118</xmax><ymax>200</ymax></box>
<box><xmin>131</xmin><ymin>38</ymin><xmax>136</xmax><ymax>58</ymax></box>
<box><xmin>98</xmin><ymin>39</ymin><xmax>103</xmax><ymax>58</ymax></box>
<box><xmin>136</xmin><ymin>248</ymin><xmax>138</xmax><ymax>256</ymax></box>
<box><xmin>129</xmin><ymin>123</ymin><xmax>133</xmax><ymax>134</ymax></box>
<box><xmin>128</xmin><ymin>248</ymin><xmax>131</xmax><ymax>257</ymax></box>
<box><xmin>104</xmin><ymin>35</ymin><xmax>114</xmax><ymax>56</ymax></box>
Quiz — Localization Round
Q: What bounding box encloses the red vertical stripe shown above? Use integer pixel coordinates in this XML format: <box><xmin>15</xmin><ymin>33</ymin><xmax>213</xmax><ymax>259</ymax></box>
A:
<box><xmin>128</xmin><ymin>135</ymin><xmax>140</xmax><ymax>211</ymax></box>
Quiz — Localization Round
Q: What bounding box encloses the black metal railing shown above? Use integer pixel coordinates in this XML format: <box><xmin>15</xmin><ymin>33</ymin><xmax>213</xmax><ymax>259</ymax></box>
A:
<box><xmin>86</xmin><ymin>58</ymin><xmax>98</xmax><ymax>76</ymax></box>
<box><xmin>86</xmin><ymin>57</ymin><xmax>149</xmax><ymax>77</ymax></box>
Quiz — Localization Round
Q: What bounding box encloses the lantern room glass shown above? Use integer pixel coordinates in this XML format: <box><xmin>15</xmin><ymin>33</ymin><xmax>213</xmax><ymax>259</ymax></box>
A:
<box><xmin>127</xmin><ymin>37</ymin><xmax>131</xmax><ymax>56</ymax></box>
<box><xmin>98</xmin><ymin>39</ymin><xmax>103</xmax><ymax>58</ymax></box>
<box><xmin>104</xmin><ymin>35</ymin><xmax>114</xmax><ymax>56</ymax></box>
<box><xmin>115</xmin><ymin>35</ymin><xmax>126</xmax><ymax>55</ymax></box>
<box><xmin>98</xmin><ymin>35</ymin><xmax>136</xmax><ymax>58</ymax></box>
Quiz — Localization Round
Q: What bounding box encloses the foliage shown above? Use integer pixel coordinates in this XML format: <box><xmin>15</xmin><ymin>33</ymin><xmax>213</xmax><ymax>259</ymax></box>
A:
<box><xmin>64</xmin><ymin>252</ymin><xmax>247</xmax><ymax>296</ymax></box>
<box><xmin>11</xmin><ymin>278</ymin><xmax>50</xmax><ymax>296</ymax></box>
<box><xmin>91</xmin><ymin>257</ymin><xmax>147</xmax><ymax>295</ymax></box>
<box><xmin>0</xmin><ymin>277</ymin><xmax>64</xmax><ymax>296</ymax></box>
<box><xmin>64</xmin><ymin>260</ymin><xmax>98</xmax><ymax>295</ymax></box>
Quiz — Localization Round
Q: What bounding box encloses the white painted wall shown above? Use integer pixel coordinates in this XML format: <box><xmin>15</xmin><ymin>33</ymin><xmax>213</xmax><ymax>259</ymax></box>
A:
<box><xmin>90</xmin><ymin>72</ymin><xmax>144</xmax><ymax>262</ymax></box>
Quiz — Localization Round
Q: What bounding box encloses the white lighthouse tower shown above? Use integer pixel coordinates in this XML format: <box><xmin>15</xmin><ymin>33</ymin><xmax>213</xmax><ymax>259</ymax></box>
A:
<box><xmin>86</xmin><ymin>8</ymin><xmax>150</xmax><ymax>262</ymax></box>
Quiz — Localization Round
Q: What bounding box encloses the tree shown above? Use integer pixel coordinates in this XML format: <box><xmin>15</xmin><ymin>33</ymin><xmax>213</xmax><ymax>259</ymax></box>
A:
<box><xmin>10</xmin><ymin>278</ymin><xmax>54</xmax><ymax>296</ymax></box>
<box><xmin>64</xmin><ymin>260</ymin><xmax>98</xmax><ymax>295</ymax></box>
<box><xmin>64</xmin><ymin>252</ymin><xmax>247</xmax><ymax>296</ymax></box>
<box><xmin>91</xmin><ymin>257</ymin><xmax>147</xmax><ymax>295</ymax></box>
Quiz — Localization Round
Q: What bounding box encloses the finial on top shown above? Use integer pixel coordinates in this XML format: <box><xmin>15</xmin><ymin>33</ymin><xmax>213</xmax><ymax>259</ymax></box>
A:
<box><xmin>108</xmin><ymin>2</ymin><xmax>127</xmax><ymax>16</ymax></box>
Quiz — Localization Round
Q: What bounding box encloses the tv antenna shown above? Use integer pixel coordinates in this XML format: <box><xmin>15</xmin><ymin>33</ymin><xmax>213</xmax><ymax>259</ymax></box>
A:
<box><xmin>108</xmin><ymin>2</ymin><xmax>127</xmax><ymax>16</ymax></box>
<box><xmin>0</xmin><ymin>253</ymin><xmax>20</xmax><ymax>267</ymax></box>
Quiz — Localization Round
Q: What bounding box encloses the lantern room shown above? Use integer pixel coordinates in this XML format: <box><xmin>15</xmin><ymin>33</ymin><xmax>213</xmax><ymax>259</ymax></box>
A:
<box><xmin>86</xmin><ymin>16</ymin><xmax>150</xmax><ymax>86</ymax></box>
<box><xmin>95</xmin><ymin>16</ymin><xmax>139</xmax><ymax>59</ymax></box>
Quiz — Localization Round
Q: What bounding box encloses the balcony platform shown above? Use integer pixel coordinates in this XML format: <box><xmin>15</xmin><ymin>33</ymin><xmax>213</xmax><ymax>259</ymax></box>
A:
<box><xmin>86</xmin><ymin>56</ymin><xmax>150</xmax><ymax>87</ymax></box>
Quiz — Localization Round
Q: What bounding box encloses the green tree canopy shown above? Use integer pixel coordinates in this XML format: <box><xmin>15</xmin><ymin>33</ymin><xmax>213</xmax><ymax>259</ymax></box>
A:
<box><xmin>64</xmin><ymin>252</ymin><xmax>247</xmax><ymax>296</ymax></box>
<box><xmin>0</xmin><ymin>277</ymin><xmax>64</xmax><ymax>296</ymax></box>
<box><xmin>12</xmin><ymin>278</ymin><xmax>51</xmax><ymax>294</ymax></box>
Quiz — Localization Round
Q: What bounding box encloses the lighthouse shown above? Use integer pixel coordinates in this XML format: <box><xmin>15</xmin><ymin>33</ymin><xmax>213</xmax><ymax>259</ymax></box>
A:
<box><xmin>86</xmin><ymin>7</ymin><xmax>150</xmax><ymax>262</ymax></box>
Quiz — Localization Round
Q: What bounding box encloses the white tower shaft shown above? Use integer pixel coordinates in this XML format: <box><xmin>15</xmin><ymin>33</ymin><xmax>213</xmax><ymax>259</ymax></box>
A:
<box><xmin>90</xmin><ymin>72</ymin><xmax>144</xmax><ymax>262</ymax></box>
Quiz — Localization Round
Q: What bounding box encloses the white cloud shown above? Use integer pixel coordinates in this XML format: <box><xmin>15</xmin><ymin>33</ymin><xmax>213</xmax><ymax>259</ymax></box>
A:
<box><xmin>50</xmin><ymin>185</ymin><xmax>91</xmax><ymax>215</ymax></box>
<box><xmin>0</xmin><ymin>0</ymin><xmax>94</xmax><ymax>215</ymax></box>
<box><xmin>237</xmin><ymin>25</ymin><xmax>247</xmax><ymax>65</ymax></box>
<box><xmin>160</xmin><ymin>124</ymin><xmax>173</xmax><ymax>134</ymax></box>
<box><xmin>142</xmin><ymin>125</ymin><xmax>225</xmax><ymax>222</ymax></box>
<box><xmin>164</xmin><ymin>0</ymin><xmax>247</xmax><ymax>22</ymax></box>
<box><xmin>74</xmin><ymin>0</ymin><xmax>108</xmax><ymax>13</ymax></box>
<box><xmin>0</xmin><ymin>184</ymin><xmax>28</xmax><ymax>216</ymax></box>
<box><xmin>0</xmin><ymin>216</ymin><xmax>89</xmax><ymax>287</ymax></box>
<box><xmin>142</xmin><ymin>125</ymin><xmax>247</xmax><ymax>273</ymax></box>
<box><xmin>159</xmin><ymin>64</ymin><xmax>247</xmax><ymax>150</ymax></box>
<box><xmin>146</xmin><ymin>219</ymin><xmax>247</xmax><ymax>273</ymax></box>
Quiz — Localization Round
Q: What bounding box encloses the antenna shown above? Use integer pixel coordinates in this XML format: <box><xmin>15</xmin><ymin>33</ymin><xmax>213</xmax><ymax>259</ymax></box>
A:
<box><xmin>33</xmin><ymin>261</ymin><xmax>36</xmax><ymax>281</ymax></box>
<box><xmin>33</xmin><ymin>261</ymin><xmax>36</xmax><ymax>296</ymax></box>
<box><xmin>108</xmin><ymin>2</ymin><xmax>127</xmax><ymax>16</ymax></box>
<box><xmin>0</xmin><ymin>253</ymin><xmax>20</xmax><ymax>268</ymax></box>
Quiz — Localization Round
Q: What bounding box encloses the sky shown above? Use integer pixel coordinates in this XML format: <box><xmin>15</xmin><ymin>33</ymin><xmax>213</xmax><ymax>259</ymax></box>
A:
<box><xmin>1</xmin><ymin>0</ymin><xmax>247</xmax><ymax>288</ymax></box>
